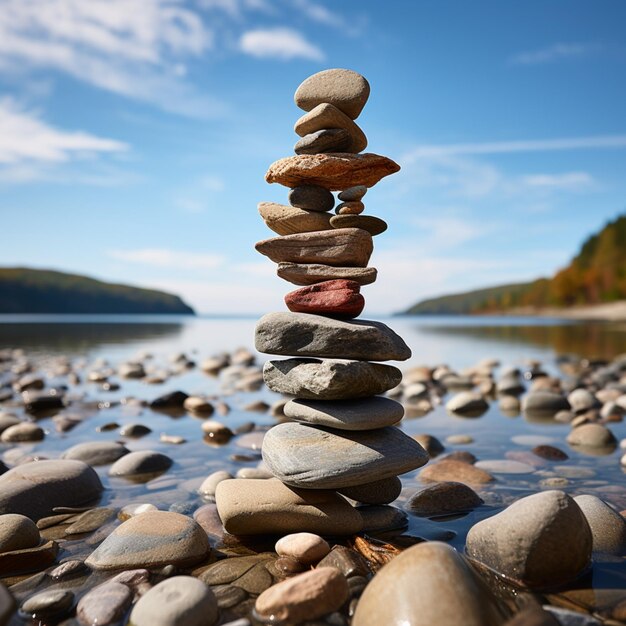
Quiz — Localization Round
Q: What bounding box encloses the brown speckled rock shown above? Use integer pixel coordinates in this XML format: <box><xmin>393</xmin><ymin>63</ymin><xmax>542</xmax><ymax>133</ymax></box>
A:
<box><xmin>265</xmin><ymin>153</ymin><xmax>400</xmax><ymax>190</ymax></box>
<box><xmin>256</xmin><ymin>228</ymin><xmax>373</xmax><ymax>268</ymax></box>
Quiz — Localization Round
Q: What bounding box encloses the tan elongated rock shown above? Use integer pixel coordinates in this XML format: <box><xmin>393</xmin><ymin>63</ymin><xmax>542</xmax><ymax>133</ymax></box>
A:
<box><xmin>258</xmin><ymin>202</ymin><xmax>332</xmax><ymax>236</ymax></box>
<box><xmin>262</xmin><ymin>423</ymin><xmax>428</xmax><ymax>489</ymax></box>
<box><xmin>294</xmin><ymin>68</ymin><xmax>370</xmax><ymax>119</ymax></box>
<box><xmin>256</xmin><ymin>228</ymin><xmax>373</xmax><ymax>268</ymax></box>
<box><xmin>294</xmin><ymin>103</ymin><xmax>367</xmax><ymax>153</ymax></box>
<box><xmin>263</xmin><ymin>358</ymin><xmax>402</xmax><ymax>400</ymax></box>
<box><xmin>265</xmin><ymin>153</ymin><xmax>400</xmax><ymax>190</ymax></box>
<box><xmin>353</xmin><ymin>542</ymin><xmax>509</xmax><ymax>626</ymax></box>
<box><xmin>277</xmin><ymin>262</ymin><xmax>377</xmax><ymax>286</ymax></box>
<box><xmin>255</xmin><ymin>312</ymin><xmax>411</xmax><ymax>361</ymax></box>
<box><xmin>215</xmin><ymin>478</ymin><xmax>363</xmax><ymax>535</ymax></box>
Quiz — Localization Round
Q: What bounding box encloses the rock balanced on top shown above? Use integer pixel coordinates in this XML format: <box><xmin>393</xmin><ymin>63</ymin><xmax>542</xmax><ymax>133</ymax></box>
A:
<box><xmin>215</xmin><ymin>68</ymin><xmax>428</xmax><ymax>536</ymax></box>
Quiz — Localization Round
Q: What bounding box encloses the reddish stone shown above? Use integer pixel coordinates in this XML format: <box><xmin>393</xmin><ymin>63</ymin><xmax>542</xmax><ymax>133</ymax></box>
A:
<box><xmin>285</xmin><ymin>280</ymin><xmax>365</xmax><ymax>319</ymax></box>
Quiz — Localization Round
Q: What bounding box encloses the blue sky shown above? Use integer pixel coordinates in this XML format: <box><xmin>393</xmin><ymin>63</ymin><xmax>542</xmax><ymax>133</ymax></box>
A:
<box><xmin>1</xmin><ymin>0</ymin><xmax>625</xmax><ymax>314</ymax></box>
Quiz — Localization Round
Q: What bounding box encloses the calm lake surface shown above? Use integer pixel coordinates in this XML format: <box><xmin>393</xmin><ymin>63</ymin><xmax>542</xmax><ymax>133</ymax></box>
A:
<box><xmin>1</xmin><ymin>314</ymin><xmax>625</xmax><ymax>621</ymax></box>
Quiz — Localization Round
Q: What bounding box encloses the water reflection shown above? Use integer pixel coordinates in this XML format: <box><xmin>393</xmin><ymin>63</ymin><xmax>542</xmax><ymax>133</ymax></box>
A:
<box><xmin>0</xmin><ymin>316</ymin><xmax>184</xmax><ymax>355</ymax></box>
<box><xmin>410</xmin><ymin>319</ymin><xmax>626</xmax><ymax>360</ymax></box>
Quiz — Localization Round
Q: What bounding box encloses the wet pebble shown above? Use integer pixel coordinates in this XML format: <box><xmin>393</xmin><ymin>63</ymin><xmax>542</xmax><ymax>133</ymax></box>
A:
<box><xmin>21</xmin><ymin>590</ymin><xmax>74</xmax><ymax>619</ymax></box>
<box><xmin>130</xmin><ymin>576</ymin><xmax>218</xmax><ymax>626</ymax></box>
<box><xmin>0</xmin><ymin>514</ymin><xmax>40</xmax><ymax>553</ymax></box>
<box><xmin>574</xmin><ymin>494</ymin><xmax>626</xmax><ymax>555</ymax></box>
<box><xmin>275</xmin><ymin>532</ymin><xmax>330</xmax><ymax>565</ymax></box>
<box><xmin>420</xmin><ymin>459</ymin><xmax>495</xmax><ymax>485</ymax></box>
<box><xmin>62</xmin><ymin>441</ymin><xmax>130</xmax><ymax>466</ymax></box>
<box><xmin>109</xmin><ymin>451</ymin><xmax>173</xmax><ymax>479</ymax></box>
<box><xmin>532</xmin><ymin>445</ymin><xmax>568</xmax><ymax>461</ymax></box>
<box><xmin>255</xmin><ymin>567</ymin><xmax>348</xmax><ymax>624</ymax></box>
<box><xmin>406</xmin><ymin>482</ymin><xmax>483</xmax><ymax>517</ymax></box>
<box><xmin>77</xmin><ymin>582</ymin><xmax>132</xmax><ymax>626</ymax></box>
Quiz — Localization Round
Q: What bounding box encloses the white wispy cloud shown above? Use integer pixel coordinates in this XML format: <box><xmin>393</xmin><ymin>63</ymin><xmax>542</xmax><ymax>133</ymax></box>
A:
<box><xmin>239</xmin><ymin>27</ymin><xmax>324</xmax><ymax>60</ymax></box>
<box><xmin>402</xmin><ymin>134</ymin><xmax>626</xmax><ymax>160</ymax></box>
<box><xmin>510</xmin><ymin>42</ymin><xmax>601</xmax><ymax>65</ymax></box>
<box><xmin>0</xmin><ymin>0</ymin><xmax>224</xmax><ymax>118</ymax></box>
<box><xmin>0</xmin><ymin>97</ymin><xmax>127</xmax><ymax>166</ymax></box>
<box><xmin>521</xmin><ymin>172</ymin><xmax>595</xmax><ymax>190</ymax></box>
<box><xmin>108</xmin><ymin>248</ymin><xmax>225</xmax><ymax>270</ymax></box>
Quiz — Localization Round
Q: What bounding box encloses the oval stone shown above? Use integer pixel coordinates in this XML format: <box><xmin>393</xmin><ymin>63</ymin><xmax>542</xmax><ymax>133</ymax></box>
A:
<box><xmin>0</xmin><ymin>460</ymin><xmax>102</xmax><ymax>521</ymax></box>
<box><xmin>284</xmin><ymin>280</ymin><xmax>364</xmax><ymax>319</ymax></box>
<box><xmin>262</xmin><ymin>423</ymin><xmax>428</xmax><ymax>489</ymax></box>
<box><xmin>353</xmin><ymin>542</ymin><xmax>509</xmax><ymax>626</ymax></box>
<box><xmin>130</xmin><ymin>576</ymin><xmax>218</xmax><ymax>626</ymax></box>
<box><xmin>465</xmin><ymin>490</ymin><xmax>592</xmax><ymax>588</ymax></box>
<box><xmin>288</xmin><ymin>185</ymin><xmax>334</xmax><ymax>212</ymax></box>
<box><xmin>109</xmin><ymin>451</ymin><xmax>172</xmax><ymax>479</ymax></box>
<box><xmin>277</xmin><ymin>262</ymin><xmax>378</xmax><ymax>286</ymax></box>
<box><xmin>330</xmin><ymin>214</ymin><xmax>387</xmax><ymax>236</ymax></box>
<box><xmin>85</xmin><ymin>511</ymin><xmax>210</xmax><ymax>571</ymax></box>
<box><xmin>284</xmin><ymin>397</ymin><xmax>403</xmax><ymax>430</ymax></box>
<box><xmin>294</xmin><ymin>128</ymin><xmax>352</xmax><ymax>155</ymax></box>
<box><xmin>294</xmin><ymin>68</ymin><xmax>370</xmax><ymax>119</ymax></box>
<box><xmin>62</xmin><ymin>441</ymin><xmax>130</xmax><ymax>466</ymax></box>
<box><xmin>0</xmin><ymin>514</ymin><xmax>40</xmax><ymax>552</ymax></box>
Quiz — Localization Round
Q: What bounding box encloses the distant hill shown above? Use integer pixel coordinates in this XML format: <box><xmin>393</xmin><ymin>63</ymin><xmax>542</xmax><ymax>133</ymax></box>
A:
<box><xmin>402</xmin><ymin>214</ymin><xmax>626</xmax><ymax>315</ymax></box>
<box><xmin>0</xmin><ymin>268</ymin><xmax>195</xmax><ymax>315</ymax></box>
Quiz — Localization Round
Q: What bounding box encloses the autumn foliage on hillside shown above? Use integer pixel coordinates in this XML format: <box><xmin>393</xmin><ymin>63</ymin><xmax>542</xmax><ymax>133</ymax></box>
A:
<box><xmin>405</xmin><ymin>214</ymin><xmax>626</xmax><ymax>315</ymax></box>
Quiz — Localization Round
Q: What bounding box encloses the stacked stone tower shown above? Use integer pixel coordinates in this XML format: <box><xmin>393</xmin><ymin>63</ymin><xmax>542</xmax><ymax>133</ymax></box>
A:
<box><xmin>216</xmin><ymin>69</ymin><xmax>428</xmax><ymax>536</ymax></box>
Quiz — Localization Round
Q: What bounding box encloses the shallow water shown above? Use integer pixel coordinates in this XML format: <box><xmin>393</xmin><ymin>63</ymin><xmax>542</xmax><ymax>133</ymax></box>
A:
<box><xmin>1</xmin><ymin>314</ymin><xmax>625</xmax><ymax>624</ymax></box>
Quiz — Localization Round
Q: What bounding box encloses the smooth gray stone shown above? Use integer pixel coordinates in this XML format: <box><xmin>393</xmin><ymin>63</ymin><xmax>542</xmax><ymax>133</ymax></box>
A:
<box><xmin>108</xmin><ymin>450</ymin><xmax>172</xmax><ymax>478</ymax></box>
<box><xmin>255</xmin><ymin>313</ymin><xmax>411</xmax><ymax>362</ymax></box>
<box><xmin>465</xmin><ymin>490</ymin><xmax>592</xmax><ymax>588</ymax></box>
<box><xmin>288</xmin><ymin>185</ymin><xmax>334</xmax><ymax>212</ymax></box>
<box><xmin>264</xmin><ymin>359</ymin><xmax>402</xmax><ymax>400</ymax></box>
<box><xmin>262</xmin><ymin>423</ymin><xmax>428</xmax><ymax>489</ymax></box>
<box><xmin>284</xmin><ymin>397</ymin><xmax>403</xmax><ymax>430</ymax></box>
<box><xmin>62</xmin><ymin>441</ymin><xmax>130</xmax><ymax>466</ymax></box>
<box><xmin>574</xmin><ymin>494</ymin><xmax>626</xmax><ymax>555</ymax></box>
<box><xmin>358</xmin><ymin>505</ymin><xmax>408</xmax><ymax>532</ymax></box>
<box><xmin>522</xmin><ymin>391</ymin><xmax>570</xmax><ymax>416</ymax></box>
<box><xmin>130</xmin><ymin>576</ymin><xmax>218</xmax><ymax>626</ymax></box>
<box><xmin>0</xmin><ymin>460</ymin><xmax>102</xmax><ymax>521</ymax></box>
<box><xmin>294</xmin><ymin>128</ymin><xmax>352</xmax><ymax>155</ymax></box>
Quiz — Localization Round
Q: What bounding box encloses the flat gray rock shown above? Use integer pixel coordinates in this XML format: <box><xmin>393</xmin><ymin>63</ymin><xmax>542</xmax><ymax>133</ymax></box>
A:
<box><xmin>255</xmin><ymin>313</ymin><xmax>411</xmax><ymax>361</ymax></box>
<box><xmin>284</xmin><ymin>397</ymin><xmax>403</xmax><ymax>430</ymax></box>
<box><xmin>264</xmin><ymin>358</ymin><xmax>402</xmax><ymax>400</ymax></box>
<box><xmin>0</xmin><ymin>460</ymin><xmax>103</xmax><ymax>521</ymax></box>
<box><xmin>262</xmin><ymin>423</ymin><xmax>428</xmax><ymax>489</ymax></box>
<box><xmin>277</xmin><ymin>262</ymin><xmax>377</xmax><ymax>286</ymax></box>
